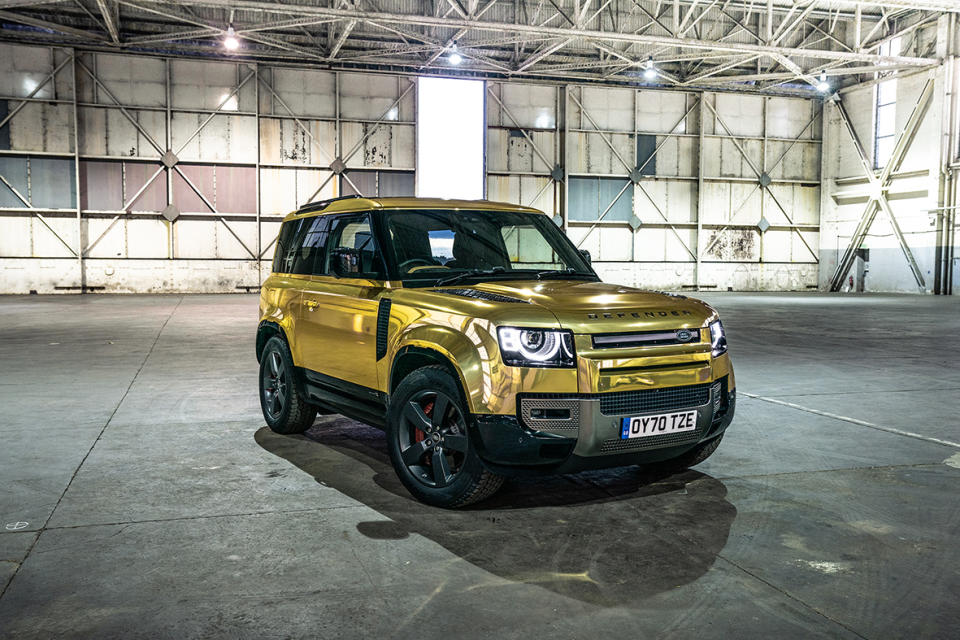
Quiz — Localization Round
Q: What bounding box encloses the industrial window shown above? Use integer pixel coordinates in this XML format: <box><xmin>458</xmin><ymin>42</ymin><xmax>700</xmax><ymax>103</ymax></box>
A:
<box><xmin>0</xmin><ymin>156</ymin><xmax>76</xmax><ymax>209</ymax></box>
<box><xmin>636</xmin><ymin>134</ymin><xmax>657</xmax><ymax>176</ymax></box>
<box><xmin>567</xmin><ymin>176</ymin><xmax>633</xmax><ymax>222</ymax></box>
<box><xmin>417</xmin><ymin>77</ymin><xmax>484</xmax><ymax>199</ymax></box>
<box><xmin>874</xmin><ymin>38</ymin><xmax>901</xmax><ymax>170</ymax></box>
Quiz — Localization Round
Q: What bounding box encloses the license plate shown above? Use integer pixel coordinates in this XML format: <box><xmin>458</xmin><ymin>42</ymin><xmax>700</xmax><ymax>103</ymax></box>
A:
<box><xmin>621</xmin><ymin>410</ymin><xmax>698</xmax><ymax>440</ymax></box>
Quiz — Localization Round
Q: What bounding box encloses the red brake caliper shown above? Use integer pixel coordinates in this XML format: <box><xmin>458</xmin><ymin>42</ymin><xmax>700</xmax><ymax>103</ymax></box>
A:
<box><xmin>415</xmin><ymin>400</ymin><xmax>434</xmax><ymax>462</ymax></box>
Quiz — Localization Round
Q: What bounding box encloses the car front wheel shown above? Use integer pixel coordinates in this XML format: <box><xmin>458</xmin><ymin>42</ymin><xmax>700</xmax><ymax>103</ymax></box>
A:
<box><xmin>386</xmin><ymin>366</ymin><xmax>503</xmax><ymax>508</ymax></box>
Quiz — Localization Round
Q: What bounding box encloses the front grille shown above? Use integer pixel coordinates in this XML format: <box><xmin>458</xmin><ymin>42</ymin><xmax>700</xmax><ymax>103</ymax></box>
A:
<box><xmin>599</xmin><ymin>420</ymin><xmax>703</xmax><ymax>452</ymax></box>
<box><xmin>592</xmin><ymin>328</ymin><xmax>701</xmax><ymax>349</ymax></box>
<box><xmin>598</xmin><ymin>382</ymin><xmax>711</xmax><ymax>416</ymax></box>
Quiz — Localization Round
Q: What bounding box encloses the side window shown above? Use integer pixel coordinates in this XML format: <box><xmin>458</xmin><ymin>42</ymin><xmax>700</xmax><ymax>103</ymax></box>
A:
<box><xmin>323</xmin><ymin>214</ymin><xmax>385</xmax><ymax>278</ymax></box>
<box><xmin>272</xmin><ymin>219</ymin><xmax>302</xmax><ymax>274</ymax></box>
<box><xmin>291</xmin><ymin>216</ymin><xmax>330</xmax><ymax>275</ymax></box>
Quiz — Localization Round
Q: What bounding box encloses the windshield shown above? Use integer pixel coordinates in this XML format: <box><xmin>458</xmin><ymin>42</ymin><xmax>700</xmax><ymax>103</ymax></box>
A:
<box><xmin>383</xmin><ymin>209</ymin><xmax>596</xmax><ymax>285</ymax></box>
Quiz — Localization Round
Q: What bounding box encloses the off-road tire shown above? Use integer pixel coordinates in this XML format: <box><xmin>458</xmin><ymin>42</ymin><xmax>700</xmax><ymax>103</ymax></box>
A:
<box><xmin>259</xmin><ymin>335</ymin><xmax>317</xmax><ymax>434</ymax></box>
<box><xmin>648</xmin><ymin>433</ymin><xmax>723</xmax><ymax>475</ymax></box>
<box><xmin>387</xmin><ymin>365</ymin><xmax>504</xmax><ymax>508</ymax></box>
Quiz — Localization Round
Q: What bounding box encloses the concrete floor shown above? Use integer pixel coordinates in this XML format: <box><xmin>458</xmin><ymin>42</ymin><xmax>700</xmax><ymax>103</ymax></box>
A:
<box><xmin>1</xmin><ymin>292</ymin><xmax>958</xmax><ymax>639</ymax></box>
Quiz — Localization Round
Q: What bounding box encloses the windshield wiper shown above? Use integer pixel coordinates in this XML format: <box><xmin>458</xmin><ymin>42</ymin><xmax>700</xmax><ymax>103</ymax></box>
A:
<box><xmin>435</xmin><ymin>267</ymin><xmax>506</xmax><ymax>287</ymax></box>
<box><xmin>535</xmin><ymin>267</ymin><xmax>593</xmax><ymax>280</ymax></box>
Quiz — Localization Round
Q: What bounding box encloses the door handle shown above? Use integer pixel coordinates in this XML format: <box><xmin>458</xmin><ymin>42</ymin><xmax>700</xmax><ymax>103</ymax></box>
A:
<box><xmin>304</xmin><ymin>300</ymin><xmax>320</xmax><ymax>312</ymax></box>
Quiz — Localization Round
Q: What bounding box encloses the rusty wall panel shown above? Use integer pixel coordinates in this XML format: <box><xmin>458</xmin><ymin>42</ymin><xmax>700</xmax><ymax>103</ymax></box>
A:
<box><xmin>704</xmin><ymin>228</ymin><xmax>759</xmax><ymax>261</ymax></box>
<box><xmin>259</xmin><ymin>117</ymin><xmax>335</xmax><ymax>166</ymax></box>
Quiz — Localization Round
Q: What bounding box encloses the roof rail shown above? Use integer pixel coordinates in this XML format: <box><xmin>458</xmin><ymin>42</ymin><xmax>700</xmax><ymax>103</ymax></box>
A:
<box><xmin>298</xmin><ymin>194</ymin><xmax>364</xmax><ymax>214</ymax></box>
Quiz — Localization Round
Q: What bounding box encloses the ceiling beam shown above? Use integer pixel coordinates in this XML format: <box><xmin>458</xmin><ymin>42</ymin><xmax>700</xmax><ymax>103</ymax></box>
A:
<box><xmin>0</xmin><ymin>7</ymin><xmax>108</xmax><ymax>40</ymax></box>
<box><xmin>94</xmin><ymin>0</ymin><xmax>119</xmax><ymax>43</ymax></box>
<box><xmin>130</xmin><ymin>0</ymin><xmax>939</xmax><ymax>66</ymax></box>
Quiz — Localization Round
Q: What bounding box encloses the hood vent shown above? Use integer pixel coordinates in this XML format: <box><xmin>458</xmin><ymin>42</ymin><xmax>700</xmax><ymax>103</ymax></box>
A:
<box><xmin>433</xmin><ymin>288</ymin><xmax>529</xmax><ymax>304</ymax></box>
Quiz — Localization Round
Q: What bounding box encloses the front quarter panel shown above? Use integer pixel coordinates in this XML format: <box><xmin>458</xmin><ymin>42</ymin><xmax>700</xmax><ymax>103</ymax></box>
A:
<box><xmin>384</xmin><ymin>290</ymin><xmax>578</xmax><ymax>415</ymax></box>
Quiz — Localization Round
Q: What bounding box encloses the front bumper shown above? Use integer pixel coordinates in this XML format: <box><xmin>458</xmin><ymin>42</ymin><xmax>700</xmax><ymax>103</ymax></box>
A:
<box><xmin>472</xmin><ymin>377</ymin><xmax>735</xmax><ymax>476</ymax></box>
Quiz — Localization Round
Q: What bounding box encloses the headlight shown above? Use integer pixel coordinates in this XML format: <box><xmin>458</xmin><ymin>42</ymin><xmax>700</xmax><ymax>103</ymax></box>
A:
<box><xmin>497</xmin><ymin>327</ymin><xmax>575</xmax><ymax>368</ymax></box>
<box><xmin>709</xmin><ymin>320</ymin><xmax>728</xmax><ymax>357</ymax></box>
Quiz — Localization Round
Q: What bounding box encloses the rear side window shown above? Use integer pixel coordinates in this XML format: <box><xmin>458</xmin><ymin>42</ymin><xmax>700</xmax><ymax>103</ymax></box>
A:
<box><xmin>271</xmin><ymin>216</ymin><xmax>331</xmax><ymax>274</ymax></box>
<box><xmin>272</xmin><ymin>219</ymin><xmax>301</xmax><ymax>274</ymax></box>
<box><xmin>291</xmin><ymin>216</ymin><xmax>331</xmax><ymax>275</ymax></box>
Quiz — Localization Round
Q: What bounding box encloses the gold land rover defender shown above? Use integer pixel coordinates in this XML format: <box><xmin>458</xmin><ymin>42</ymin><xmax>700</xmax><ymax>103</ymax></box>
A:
<box><xmin>257</xmin><ymin>196</ymin><xmax>735</xmax><ymax>507</ymax></box>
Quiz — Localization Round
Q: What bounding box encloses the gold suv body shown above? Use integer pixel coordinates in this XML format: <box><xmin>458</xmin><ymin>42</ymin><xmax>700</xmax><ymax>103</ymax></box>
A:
<box><xmin>257</xmin><ymin>196</ymin><xmax>735</xmax><ymax>507</ymax></box>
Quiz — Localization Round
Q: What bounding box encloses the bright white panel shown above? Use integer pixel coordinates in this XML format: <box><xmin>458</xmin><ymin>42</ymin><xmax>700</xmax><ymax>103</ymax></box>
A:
<box><xmin>417</xmin><ymin>77</ymin><xmax>484</xmax><ymax>200</ymax></box>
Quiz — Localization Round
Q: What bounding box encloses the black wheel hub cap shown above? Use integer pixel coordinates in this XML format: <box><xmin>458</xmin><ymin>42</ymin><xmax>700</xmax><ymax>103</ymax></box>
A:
<box><xmin>398</xmin><ymin>390</ymin><xmax>468</xmax><ymax>488</ymax></box>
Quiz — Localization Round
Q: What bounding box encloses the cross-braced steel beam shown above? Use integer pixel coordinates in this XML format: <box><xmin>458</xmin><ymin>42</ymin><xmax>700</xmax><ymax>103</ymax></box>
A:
<box><xmin>828</xmin><ymin>77</ymin><xmax>935</xmax><ymax>291</ymax></box>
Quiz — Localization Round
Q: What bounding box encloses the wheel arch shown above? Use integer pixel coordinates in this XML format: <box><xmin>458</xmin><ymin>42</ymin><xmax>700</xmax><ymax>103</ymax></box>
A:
<box><xmin>256</xmin><ymin>320</ymin><xmax>289</xmax><ymax>363</ymax></box>
<box><xmin>389</xmin><ymin>325</ymin><xmax>497</xmax><ymax>415</ymax></box>
<box><xmin>390</xmin><ymin>346</ymin><xmax>467</xmax><ymax>397</ymax></box>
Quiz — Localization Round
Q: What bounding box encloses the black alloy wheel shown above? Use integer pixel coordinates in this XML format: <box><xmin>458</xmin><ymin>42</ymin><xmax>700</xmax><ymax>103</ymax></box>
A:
<box><xmin>259</xmin><ymin>335</ymin><xmax>316</xmax><ymax>434</ymax></box>
<box><xmin>397</xmin><ymin>390</ymin><xmax>469</xmax><ymax>488</ymax></box>
<box><xmin>386</xmin><ymin>365</ymin><xmax>504</xmax><ymax>508</ymax></box>
<box><xmin>261</xmin><ymin>348</ymin><xmax>287</xmax><ymax>422</ymax></box>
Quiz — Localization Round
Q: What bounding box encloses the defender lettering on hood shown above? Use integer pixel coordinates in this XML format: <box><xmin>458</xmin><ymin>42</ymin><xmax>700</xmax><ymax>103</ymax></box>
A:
<box><xmin>587</xmin><ymin>310</ymin><xmax>693</xmax><ymax>319</ymax></box>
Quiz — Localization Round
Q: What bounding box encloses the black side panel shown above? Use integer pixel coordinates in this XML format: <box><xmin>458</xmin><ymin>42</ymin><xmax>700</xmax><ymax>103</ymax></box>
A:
<box><xmin>301</xmin><ymin>368</ymin><xmax>387</xmax><ymax>428</ymax></box>
<box><xmin>376</xmin><ymin>298</ymin><xmax>392</xmax><ymax>361</ymax></box>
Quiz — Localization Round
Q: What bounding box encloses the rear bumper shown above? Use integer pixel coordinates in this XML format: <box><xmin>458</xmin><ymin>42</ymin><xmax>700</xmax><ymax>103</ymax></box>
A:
<box><xmin>471</xmin><ymin>378</ymin><xmax>735</xmax><ymax>476</ymax></box>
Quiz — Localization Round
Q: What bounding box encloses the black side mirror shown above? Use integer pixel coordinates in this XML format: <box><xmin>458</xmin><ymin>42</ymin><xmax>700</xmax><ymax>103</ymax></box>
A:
<box><xmin>331</xmin><ymin>247</ymin><xmax>362</xmax><ymax>276</ymax></box>
<box><xmin>579</xmin><ymin>249</ymin><xmax>592</xmax><ymax>265</ymax></box>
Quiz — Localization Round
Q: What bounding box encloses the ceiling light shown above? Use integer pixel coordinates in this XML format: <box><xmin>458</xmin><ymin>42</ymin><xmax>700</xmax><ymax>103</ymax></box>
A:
<box><xmin>448</xmin><ymin>42</ymin><xmax>462</xmax><ymax>65</ymax></box>
<box><xmin>223</xmin><ymin>26</ymin><xmax>240</xmax><ymax>51</ymax></box>
<box><xmin>816</xmin><ymin>71</ymin><xmax>830</xmax><ymax>93</ymax></box>
<box><xmin>643</xmin><ymin>56</ymin><xmax>657</xmax><ymax>80</ymax></box>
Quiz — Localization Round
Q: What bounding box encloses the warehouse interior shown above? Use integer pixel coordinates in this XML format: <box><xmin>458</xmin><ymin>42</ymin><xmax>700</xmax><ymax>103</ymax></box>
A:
<box><xmin>1</xmin><ymin>1</ymin><xmax>959</xmax><ymax>638</ymax></box>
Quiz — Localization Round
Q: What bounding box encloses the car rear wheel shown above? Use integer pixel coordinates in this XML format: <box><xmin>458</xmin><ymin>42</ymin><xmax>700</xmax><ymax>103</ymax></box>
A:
<box><xmin>387</xmin><ymin>366</ymin><xmax>504</xmax><ymax>508</ymax></box>
<box><xmin>259</xmin><ymin>335</ymin><xmax>317</xmax><ymax>434</ymax></box>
